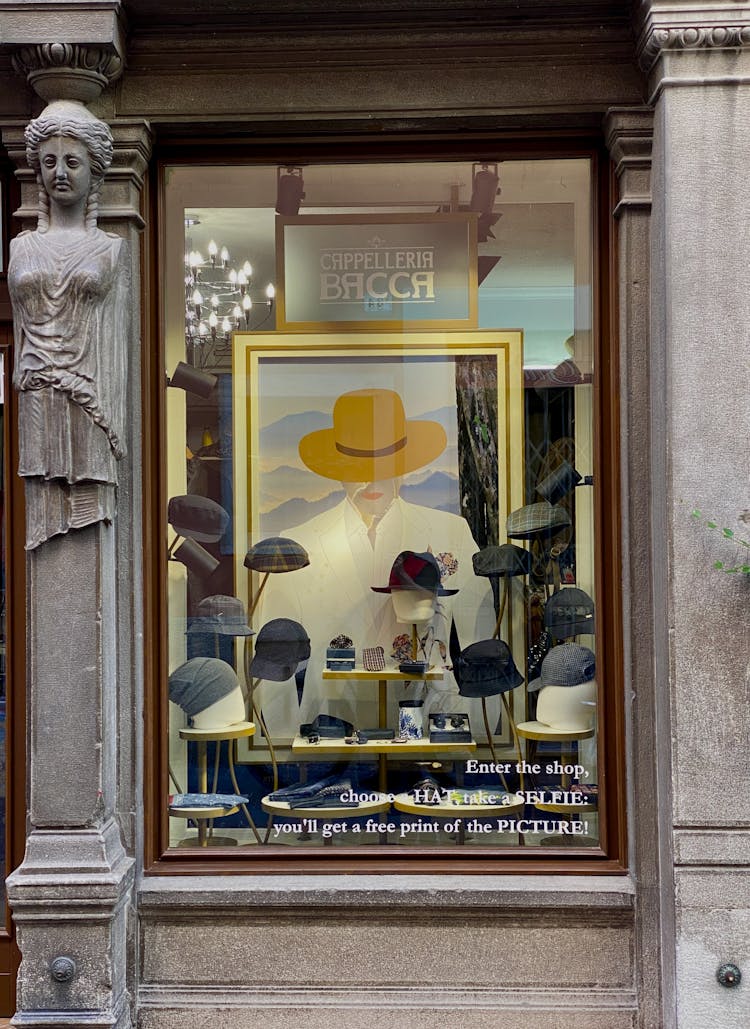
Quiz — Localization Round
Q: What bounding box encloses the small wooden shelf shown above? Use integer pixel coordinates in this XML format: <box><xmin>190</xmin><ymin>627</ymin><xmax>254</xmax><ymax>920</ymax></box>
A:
<box><xmin>321</xmin><ymin>668</ymin><xmax>444</xmax><ymax>682</ymax></box>
<box><xmin>178</xmin><ymin>720</ymin><xmax>256</xmax><ymax>742</ymax></box>
<box><xmin>515</xmin><ymin>720</ymin><xmax>595</xmax><ymax>742</ymax></box>
<box><xmin>291</xmin><ymin>735</ymin><xmax>476</xmax><ymax>756</ymax></box>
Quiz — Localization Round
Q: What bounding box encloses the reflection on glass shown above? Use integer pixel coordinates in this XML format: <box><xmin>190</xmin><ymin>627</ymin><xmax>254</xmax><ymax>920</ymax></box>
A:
<box><xmin>0</xmin><ymin>353</ymin><xmax>6</xmax><ymax>900</ymax></box>
<box><xmin>164</xmin><ymin>160</ymin><xmax>598</xmax><ymax>852</ymax></box>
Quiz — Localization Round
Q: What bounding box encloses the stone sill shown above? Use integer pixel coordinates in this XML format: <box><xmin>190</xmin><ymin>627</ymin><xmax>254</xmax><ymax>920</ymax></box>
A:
<box><xmin>139</xmin><ymin>873</ymin><xmax>635</xmax><ymax>911</ymax></box>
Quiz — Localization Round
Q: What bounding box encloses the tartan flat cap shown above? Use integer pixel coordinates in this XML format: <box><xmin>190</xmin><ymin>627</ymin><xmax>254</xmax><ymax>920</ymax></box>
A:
<box><xmin>472</xmin><ymin>543</ymin><xmax>532</xmax><ymax>578</ymax></box>
<box><xmin>244</xmin><ymin>536</ymin><xmax>310</xmax><ymax>573</ymax></box>
<box><xmin>506</xmin><ymin>501</ymin><xmax>571</xmax><ymax>540</ymax></box>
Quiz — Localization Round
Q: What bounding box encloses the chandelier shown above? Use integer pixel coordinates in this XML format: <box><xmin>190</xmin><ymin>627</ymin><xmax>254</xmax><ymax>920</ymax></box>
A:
<box><xmin>184</xmin><ymin>234</ymin><xmax>275</xmax><ymax>368</ymax></box>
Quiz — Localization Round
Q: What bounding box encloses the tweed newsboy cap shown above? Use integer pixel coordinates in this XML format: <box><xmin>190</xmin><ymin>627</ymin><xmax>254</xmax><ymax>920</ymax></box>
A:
<box><xmin>472</xmin><ymin>543</ymin><xmax>532</xmax><ymax>578</ymax></box>
<box><xmin>527</xmin><ymin>643</ymin><xmax>595</xmax><ymax>693</ymax></box>
<box><xmin>506</xmin><ymin>501</ymin><xmax>571</xmax><ymax>540</ymax></box>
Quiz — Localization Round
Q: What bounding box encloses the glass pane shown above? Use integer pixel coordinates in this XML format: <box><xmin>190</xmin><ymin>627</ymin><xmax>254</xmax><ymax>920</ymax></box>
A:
<box><xmin>163</xmin><ymin>159</ymin><xmax>598</xmax><ymax>853</ymax></box>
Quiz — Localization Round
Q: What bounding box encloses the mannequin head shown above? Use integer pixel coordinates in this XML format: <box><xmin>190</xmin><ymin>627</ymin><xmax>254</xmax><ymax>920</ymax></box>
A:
<box><xmin>192</xmin><ymin>682</ymin><xmax>246</xmax><ymax>729</ymax></box>
<box><xmin>391</xmin><ymin>586</ymin><xmax>437</xmax><ymax>624</ymax></box>
<box><xmin>536</xmin><ymin>680</ymin><xmax>596</xmax><ymax>732</ymax></box>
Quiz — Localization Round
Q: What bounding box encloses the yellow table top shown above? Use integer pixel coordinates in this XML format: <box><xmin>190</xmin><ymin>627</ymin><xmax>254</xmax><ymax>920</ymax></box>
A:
<box><xmin>533</xmin><ymin>800</ymin><xmax>598</xmax><ymax>814</ymax></box>
<box><xmin>291</xmin><ymin>735</ymin><xmax>476</xmax><ymax>756</ymax></box>
<box><xmin>179</xmin><ymin>720</ymin><xmax>256</xmax><ymax>742</ymax></box>
<box><xmin>392</xmin><ymin>790</ymin><xmax>525</xmax><ymax>817</ymax></box>
<box><xmin>322</xmin><ymin>667</ymin><xmax>444</xmax><ymax>681</ymax></box>
<box><xmin>261</xmin><ymin>793</ymin><xmax>392</xmax><ymax>818</ymax></box>
<box><xmin>515</xmin><ymin>720</ymin><xmax>595</xmax><ymax>742</ymax></box>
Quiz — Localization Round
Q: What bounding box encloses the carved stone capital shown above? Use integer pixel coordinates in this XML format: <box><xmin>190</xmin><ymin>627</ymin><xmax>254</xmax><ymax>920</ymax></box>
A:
<box><xmin>604</xmin><ymin>107</ymin><xmax>653</xmax><ymax>215</ymax></box>
<box><xmin>637</xmin><ymin>3</ymin><xmax>750</xmax><ymax>72</ymax></box>
<box><xmin>0</xmin><ymin>1</ymin><xmax>126</xmax><ymax>102</ymax></box>
<box><xmin>12</xmin><ymin>42</ymin><xmax>123</xmax><ymax>102</ymax></box>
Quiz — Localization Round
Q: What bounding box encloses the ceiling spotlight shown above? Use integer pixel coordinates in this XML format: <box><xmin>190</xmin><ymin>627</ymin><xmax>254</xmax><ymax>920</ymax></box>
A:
<box><xmin>167</xmin><ymin>361</ymin><xmax>218</xmax><ymax>399</ymax></box>
<box><xmin>276</xmin><ymin>166</ymin><xmax>305</xmax><ymax>216</ymax></box>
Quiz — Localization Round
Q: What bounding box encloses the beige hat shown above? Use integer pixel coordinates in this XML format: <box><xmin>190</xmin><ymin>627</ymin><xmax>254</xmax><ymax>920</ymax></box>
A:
<box><xmin>298</xmin><ymin>388</ymin><xmax>447</xmax><ymax>482</ymax></box>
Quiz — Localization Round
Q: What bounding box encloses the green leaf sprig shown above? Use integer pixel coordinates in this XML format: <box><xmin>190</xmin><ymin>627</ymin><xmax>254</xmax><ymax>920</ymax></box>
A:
<box><xmin>690</xmin><ymin>508</ymin><xmax>750</xmax><ymax>574</ymax></box>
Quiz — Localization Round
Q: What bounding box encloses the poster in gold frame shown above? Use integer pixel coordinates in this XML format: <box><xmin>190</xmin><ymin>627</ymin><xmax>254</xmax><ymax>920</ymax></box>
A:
<box><xmin>232</xmin><ymin>331</ymin><xmax>524</xmax><ymax>758</ymax></box>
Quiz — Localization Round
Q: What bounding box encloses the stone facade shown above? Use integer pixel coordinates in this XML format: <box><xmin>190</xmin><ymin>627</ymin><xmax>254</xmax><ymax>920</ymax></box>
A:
<box><xmin>0</xmin><ymin>2</ymin><xmax>747</xmax><ymax>1027</ymax></box>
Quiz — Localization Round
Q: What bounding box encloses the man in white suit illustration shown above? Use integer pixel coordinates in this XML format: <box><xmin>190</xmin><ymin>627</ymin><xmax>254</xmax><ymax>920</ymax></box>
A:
<box><xmin>256</xmin><ymin>387</ymin><xmax>496</xmax><ymax>737</ymax></box>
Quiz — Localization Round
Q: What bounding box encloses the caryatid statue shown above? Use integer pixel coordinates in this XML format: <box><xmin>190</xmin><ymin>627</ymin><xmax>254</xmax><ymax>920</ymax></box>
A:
<box><xmin>8</xmin><ymin>99</ymin><xmax>128</xmax><ymax>550</ymax></box>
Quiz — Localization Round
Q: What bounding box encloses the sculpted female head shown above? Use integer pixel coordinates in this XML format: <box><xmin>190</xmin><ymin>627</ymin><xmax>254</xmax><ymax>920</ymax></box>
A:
<box><xmin>24</xmin><ymin>100</ymin><xmax>114</xmax><ymax>229</ymax></box>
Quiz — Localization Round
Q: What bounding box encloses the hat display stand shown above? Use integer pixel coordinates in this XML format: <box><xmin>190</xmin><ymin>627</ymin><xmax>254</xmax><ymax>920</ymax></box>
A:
<box><xmin>173</xmin><ymin>721</ymin><xmax>260</xmax><ymax>846</ymax></box>
<box><xmin>392</xmin><ymin>789</ymin><xmax>525</xmax><ymax>846</ymax></box>
<box><xmin>470</xmin><ymin>548</ymin><xmax>529</xmax><ymax>797</ymax></box>
<box><xmin>514</xmin><ymin>720</ymin><xmax>597</xmax><ymax>843</ymax></box>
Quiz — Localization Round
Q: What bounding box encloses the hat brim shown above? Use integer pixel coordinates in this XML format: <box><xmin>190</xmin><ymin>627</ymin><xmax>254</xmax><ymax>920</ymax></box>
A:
<box><xmin>371</xmin><ymin>585</ymin><xmax>459</xmax><ymax>596</ymax></box>
<box><xmin>250</xmin><ymin>656</ymin><xmax>300</xmax><ymax>682</ymax></box>
<box><xmin>546</xmin><ymin>618</ymin><xmax>595</xmax><ymax>638</ymax></box>
<box><xmin>457</xmin><ymin>675</ymin><xmax>523</xmax><ymax>698</ymax></box>
<box><xmin>299</xmin><ymin>420</ymin><xmax>447</xmax><ymax>482</ymax></box>
<box><xmin>171</xmin><ymin>522</ymin><xmax>225</xmax><ymax>544</ymax></box>
<box><xmin>186</xmin><ymin>619</ymin><xmax>255</xmax><ymax>637</ymax></box>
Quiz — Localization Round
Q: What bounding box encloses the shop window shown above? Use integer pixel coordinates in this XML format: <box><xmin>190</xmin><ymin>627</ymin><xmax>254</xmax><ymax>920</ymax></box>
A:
<box><xmin>157</xmin><ymin>153</ymin><xmax>621</xmax><ymax>864</ymax></box>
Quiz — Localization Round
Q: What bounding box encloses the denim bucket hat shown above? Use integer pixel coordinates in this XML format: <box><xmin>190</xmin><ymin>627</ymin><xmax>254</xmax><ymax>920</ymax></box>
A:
<box><xmin>186</xmin><ymin>594</ymin><xmax>255</xmax><ymax>637</ymax></box>
<box><xmin>453</xmin><ymin>638</ymin><xmax>524</xmax><ymax>698</ymax></box>
<box><xmin>527</xmin><ymin>643</ymin><xmax>596</xmax><ymax>693</ymax></box>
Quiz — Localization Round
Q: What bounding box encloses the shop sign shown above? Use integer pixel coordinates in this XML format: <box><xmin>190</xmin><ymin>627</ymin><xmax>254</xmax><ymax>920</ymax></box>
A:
<box><xmin>276</xmin><ymin>214</ymin><xmax>478</xmax><ymax>331</ymax></box>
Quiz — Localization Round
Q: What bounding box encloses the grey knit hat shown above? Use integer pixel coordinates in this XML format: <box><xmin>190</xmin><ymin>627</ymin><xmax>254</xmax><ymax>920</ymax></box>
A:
<box><xmin>527</xmin><ymin>643</ymin><xmax>595</xmax><ymax>693</ymax></box>
<box><xmin>168</xmin><ymin>657</ymin><xmax>239</xmax><ymax>715</ymax></box>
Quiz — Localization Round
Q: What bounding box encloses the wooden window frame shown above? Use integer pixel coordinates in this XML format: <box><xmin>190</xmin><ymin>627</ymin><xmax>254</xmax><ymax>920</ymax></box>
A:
<box><xmin>143</xmin><ymin>132</ymin><xmax>625</xmax><ymax>875</ymax></box>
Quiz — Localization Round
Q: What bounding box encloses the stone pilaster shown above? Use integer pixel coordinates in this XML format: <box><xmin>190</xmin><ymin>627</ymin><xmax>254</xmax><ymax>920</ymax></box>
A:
<box><xmin>604</xmin><ymin>107</ymin><xmax>673</xmax><ymax>1029</ymax></box>
<box><xmin>0</xmin><ymin>3</ymin><xmax>149</xmax><ymax>1026</ymax></box>
<box><xmin>636</xmin><ymin>5</ymin><xmax>750</xmax><ymax>1027</ymax></box>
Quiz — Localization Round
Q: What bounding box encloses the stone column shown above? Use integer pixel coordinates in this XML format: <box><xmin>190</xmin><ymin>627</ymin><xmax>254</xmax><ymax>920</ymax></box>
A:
<box><xmin>604</xmin><ymin>106</ymin><xmax>673</xmax><ymax>1029</ymax></box>
<box><xmin>637</xmin><ymin>4</ymin><xmax>750</xmax><ymax>1027</ymax></box>
<box><xmin>0</xmin><ymin>4</ymin><xmax>151</xmax><ymax>1026</ymax></box>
